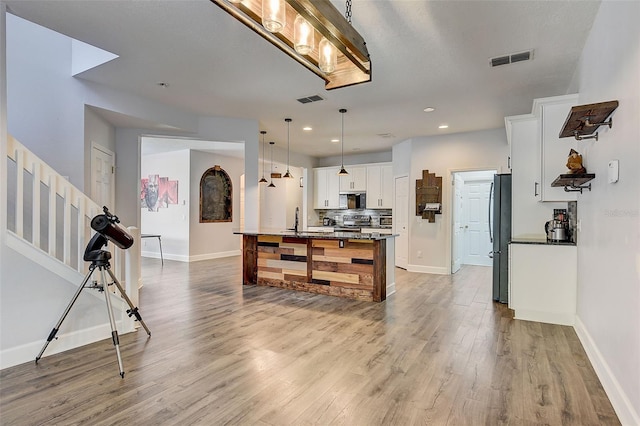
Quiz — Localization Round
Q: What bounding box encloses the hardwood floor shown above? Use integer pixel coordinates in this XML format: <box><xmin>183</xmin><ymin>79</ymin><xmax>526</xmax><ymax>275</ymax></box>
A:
<box><xmin>1</xmin><ymin>257</ymin><xmax>619</xmax><ymax>425</ymax></box>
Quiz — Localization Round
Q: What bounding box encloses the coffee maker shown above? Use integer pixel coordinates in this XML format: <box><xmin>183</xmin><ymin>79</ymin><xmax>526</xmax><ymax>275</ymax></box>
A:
<box><xmin>545</xmin><ymin>209</ymin><xmax>569</xmax><ymax>242</ymax></box>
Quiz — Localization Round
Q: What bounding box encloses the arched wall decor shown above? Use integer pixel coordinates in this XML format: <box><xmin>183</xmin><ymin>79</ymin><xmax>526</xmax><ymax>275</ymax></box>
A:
<box><xmin>200</xmin><ymin>165</ymin><xmax>232</xmax><ymax>223</ymax></box>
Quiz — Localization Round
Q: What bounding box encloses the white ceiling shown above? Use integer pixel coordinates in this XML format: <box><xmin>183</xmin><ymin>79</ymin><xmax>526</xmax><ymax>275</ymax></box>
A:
<box><xmin>6</xmin><ymin>0</ymin><xmax>601</xmax><ymax>159</ymax></box>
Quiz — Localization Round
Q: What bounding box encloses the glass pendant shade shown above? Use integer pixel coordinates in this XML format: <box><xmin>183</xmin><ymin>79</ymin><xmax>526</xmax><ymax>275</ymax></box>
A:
<box><xmin>294</xmin><ymin>15</ymin><xmax>314</xmax><ymax>55</ymax></box>
<box><xmin>319</xmin><ymin>37</ymin><xmax>337</xmax><ymax>73</ymax></box>
<box><xmin>262</xmin><ymin>0</ymin><xmax>286</xmax><ymax>33</ymax></box>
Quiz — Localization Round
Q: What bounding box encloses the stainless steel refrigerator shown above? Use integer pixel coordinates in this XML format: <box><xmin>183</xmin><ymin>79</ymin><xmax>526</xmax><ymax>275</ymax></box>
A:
<box><xmin>489</xmin><ymin>174</ymin><xmax>511</xmax><ymax>303</ymax></box>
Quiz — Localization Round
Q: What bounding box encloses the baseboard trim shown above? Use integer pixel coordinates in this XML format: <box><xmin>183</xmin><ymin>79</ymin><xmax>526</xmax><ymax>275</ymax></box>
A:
<box><xmin>189</xmin><ymin>250</ymin><xmax>241</xmax><ymax>262</ymax></box>
<box><xmin>513</xmin><ymin>308</ymin><xmax>575</xmax><ymax>326</ymax></box>
<box><xmin>574</xmin><ymin>316</ymin><xmax>640</xmax><ymax>426</ymax></box>
<box><xmin>386</xmin><ymin>282</ymin><xmax>396</xmax><ymax>297</ymax></box>
<box><xmin>141</xmin><ymin>250</ymin><xmax>240</xmax><ymax>263</ymax></box>
<box><xmin>407</xmin><ymin>264</ymin><xmax>449</xmax><ymax>275</ymax></box>
<box><xmin>0</xmin><ymin>319</ymin><xmax>136</xmax><ymax>370</ymax></box>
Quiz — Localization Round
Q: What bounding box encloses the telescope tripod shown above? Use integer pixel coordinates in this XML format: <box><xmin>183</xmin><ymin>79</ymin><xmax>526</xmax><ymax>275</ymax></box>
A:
<box><xmin>35</xmin><ymin>254</ymin><xmax>151</xmax><ymax>378</ymax></box>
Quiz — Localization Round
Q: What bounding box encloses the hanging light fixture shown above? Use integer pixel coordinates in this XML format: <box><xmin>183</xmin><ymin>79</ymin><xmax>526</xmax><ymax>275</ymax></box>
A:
<box><xmin>268</xmin><ymin>141</ymin><xmax>276</xmax><ymax>188</ymax></box>
<box><xmin>210</xmin><ymin>0</ymin><xmax>371</xmax><ymax>90</ymax></box>
<box><xmin>294</xmin><ymin>14</ymin><xmax>314</xmax><ymax>55</ymax></box>
<box><xmin>338</xmin><ymin>108</ymin><xmax>348</xmax><ymax>176</ymax></box>
<box><xmin>283</xmin><ymin>118</ymin><xmax>293</xmax><ymax>178</ymax></box>
<box><xmin>261</xmin><ymin>0</ymin><xmax>286</xmax><ymax>33</ymax></box>
<box><xmin>319</xmin><ymin>37</ymin><xmax>337</xmax><ymax>74</ymax></box>
<box><xmin>259</xmin><ymin>130</ymin><xmax>268</xmax><ymax>183</ymax></box>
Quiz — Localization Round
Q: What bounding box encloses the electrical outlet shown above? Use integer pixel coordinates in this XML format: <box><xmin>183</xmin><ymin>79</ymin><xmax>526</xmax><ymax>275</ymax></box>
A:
<box><xmin>339</xmin><ymin>240</ymin><xmax>345</xmax><ymax>248</ymax></box>
<box><xmin>417</xmin><ymin>250</ymin><xmax>422</xmax><ymax>258</ymax></box>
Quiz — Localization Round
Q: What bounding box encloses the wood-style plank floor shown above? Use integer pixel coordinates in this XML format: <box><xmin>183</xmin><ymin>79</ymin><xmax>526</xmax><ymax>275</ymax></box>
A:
<box><xmin>1</xmin><ymin>257</ymin><xmax>619</xmax><ymax>425</ymax></box>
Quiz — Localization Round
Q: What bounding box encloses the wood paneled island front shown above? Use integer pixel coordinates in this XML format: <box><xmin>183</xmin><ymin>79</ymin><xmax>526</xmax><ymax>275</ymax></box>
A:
<box><xmin>236</xmin><ymin>231</ymin><xmax>396</xmax><ymax>302</ymax></box>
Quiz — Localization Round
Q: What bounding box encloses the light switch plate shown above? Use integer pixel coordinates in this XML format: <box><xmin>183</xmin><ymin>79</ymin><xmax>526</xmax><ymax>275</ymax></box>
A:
<box><xmin>608</xmin><ymin>160</ymin><xmax>619</xmax><ymax>183</ymax></box>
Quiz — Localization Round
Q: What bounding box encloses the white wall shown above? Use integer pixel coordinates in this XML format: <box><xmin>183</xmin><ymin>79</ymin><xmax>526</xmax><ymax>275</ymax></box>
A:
<box><xmin>6</xmin><ymin>14</ymin><xmax>86</xmax><ymax>190</ymax></box>
<box><xmin>0</xmin><ymin>245</ymin><xmax>115</xmax><ymax>368</ymax></box>
<box><xmin>317</xmin><ymin>150</ymin><xmax>392</xmax><ymax>167</ymax></box>
<box><xmin>189</xmin><ymin>151</ymin><xmax>244</xmax><ymax>260</ymax></box>
<box><xmin>141</xmin><ymin>150</ymin><xmax>191</xmax><ymax>260</ymax></box>
<box><xmin>392</xmin><ymin>139</ymin><xmax>411</xmax><ymax>178</ymax></box>
<box><xmin>406</xmin><ymin>128</ymin><xmax>509</xmax><ymax>273</ymax></box>
<box><xmin>573</xmin><ymin>2</ymin><xmax>640</xmax><ymax>424</ymax></box>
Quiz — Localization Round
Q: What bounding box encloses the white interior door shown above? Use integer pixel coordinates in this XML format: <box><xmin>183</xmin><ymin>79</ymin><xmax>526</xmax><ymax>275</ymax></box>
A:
<box><xmin>91</xmin><ymin>143</ymin><xmax>115</xmax><ymax>209</ymax></box>
<box><xmin>452</xmin><ymin>173</ymin><xmax>464</xmax><ymax>273</ymax></box>
<box><xmin>394</xmin><ymin>176</ymin><xmax>408</xmax><ymax>269</ymax></box>
<box><xmin>463</xmin><ymin>180</ymin><xmax>493</xmax><ymax>266</ymax></box>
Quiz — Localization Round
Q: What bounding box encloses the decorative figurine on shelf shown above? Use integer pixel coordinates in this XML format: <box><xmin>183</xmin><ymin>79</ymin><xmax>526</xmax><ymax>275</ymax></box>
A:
<box><xmin>566</xmin><ymin>149</ymin><xmax>586</xmax><ymax>174</ymax></box>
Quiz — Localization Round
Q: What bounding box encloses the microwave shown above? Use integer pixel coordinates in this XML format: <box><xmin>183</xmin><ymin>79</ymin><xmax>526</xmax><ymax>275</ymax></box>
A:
<box><xmin>379</xmin><ymin>215</ymin><xmax>392</xmax><ymax>226</ymax></box>
<box><xmin>339</xmin><ymin>192</ymin><xmax>366</xmax><ymax>209</ymax></box>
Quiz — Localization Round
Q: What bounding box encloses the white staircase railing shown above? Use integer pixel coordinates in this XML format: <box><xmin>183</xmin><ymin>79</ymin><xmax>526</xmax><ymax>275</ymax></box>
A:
<box><xmin>5</xmin><ymin>134</ymin><xmax>131</xmax><ymax>287</ymax></box>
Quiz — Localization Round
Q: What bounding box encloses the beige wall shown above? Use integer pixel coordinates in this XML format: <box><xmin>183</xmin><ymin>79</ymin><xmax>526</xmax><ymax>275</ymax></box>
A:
<box><xmin>405</xmin><ymin>128</ymin><xmax>509</xmax><ymax>273</ymax></box>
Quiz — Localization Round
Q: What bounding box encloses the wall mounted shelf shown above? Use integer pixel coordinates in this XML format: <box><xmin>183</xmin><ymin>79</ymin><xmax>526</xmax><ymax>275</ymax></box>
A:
<box><xmin>559</xmin><ymin>100</ymin><xmax>618</xmax><ymax>141</ymax></box>
<box><xmin>551</xmin><ymin>173</ymin><xmax>595</xmax><ymax>193</ymax></box>
<box><xmin>415</xmin><ymin>169</ymin><xmax>442</xmax><ymax>223</ymax></box>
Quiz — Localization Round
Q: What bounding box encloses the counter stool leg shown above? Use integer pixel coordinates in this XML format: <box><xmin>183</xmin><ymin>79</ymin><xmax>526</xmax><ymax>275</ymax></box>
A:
<box><xmin>158</xmin><ymin>236</ymin><xmax>163</xmax><ymax>266</ymax></box>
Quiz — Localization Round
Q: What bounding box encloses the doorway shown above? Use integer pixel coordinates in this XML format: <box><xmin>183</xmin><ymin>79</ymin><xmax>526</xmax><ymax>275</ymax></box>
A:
<box><xmin>394</xmin><ymin>175</ymin><xmax>408</xmax><ymax>269</ymax></box>
<box><xmin>91</xmin><ymin>142</ymin><xmax>115</xmax><ymax>209</ymax></box>
<box><xmin>451</xmin><ymin>170</ymin><xmax>496</xmax><ymax>273</ymax></box>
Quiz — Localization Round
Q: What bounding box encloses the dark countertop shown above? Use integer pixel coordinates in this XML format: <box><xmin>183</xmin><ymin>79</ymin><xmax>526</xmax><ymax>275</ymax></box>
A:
<box><xmin>234</xmin><ymin>228</ymin><xmax>397</xmax><ymax>240</ymax></box>
<box><xmin>510</xmin><ymin>237</ymin><xmax>576</xmax><ymax>246</ymax></box>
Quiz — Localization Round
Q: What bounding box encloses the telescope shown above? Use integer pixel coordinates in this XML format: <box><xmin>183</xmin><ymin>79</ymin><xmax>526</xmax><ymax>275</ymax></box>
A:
<box><xmin>84</xmin><ymin>206</ymin><xmax>134</xmax><ymax>262</ymax></box>
<box><xmin>37</xmin><ymin>206</ymin><xmax>150</xmax><ymax>378</ymax></box>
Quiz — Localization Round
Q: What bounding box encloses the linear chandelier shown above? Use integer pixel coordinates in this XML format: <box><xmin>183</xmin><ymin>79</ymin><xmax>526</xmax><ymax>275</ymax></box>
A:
<box><xmin>210</xmin><ymin>0</ymin><xmax>371</xmax><ymax>90</ymax></box>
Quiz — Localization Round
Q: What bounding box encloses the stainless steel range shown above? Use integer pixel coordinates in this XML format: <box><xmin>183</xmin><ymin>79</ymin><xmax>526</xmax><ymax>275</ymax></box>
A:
<box><xmin>334</xmin><ymin>215</ymin><xmax>371</xmax><ymax>232</ymax></box>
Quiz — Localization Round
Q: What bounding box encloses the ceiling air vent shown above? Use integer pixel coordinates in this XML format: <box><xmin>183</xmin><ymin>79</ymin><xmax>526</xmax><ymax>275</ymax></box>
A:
<box><xmin>490</xmin><ymin>49</ymin><xmax>534</xmax><ymax>67</ymax></box>
<box><xmin>296</xmin><ymin>94</ymin><xmax>324</xmax><ymax>104</ymax></box>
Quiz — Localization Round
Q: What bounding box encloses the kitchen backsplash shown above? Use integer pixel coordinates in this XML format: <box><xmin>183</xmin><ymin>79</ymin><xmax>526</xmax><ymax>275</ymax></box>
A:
<box><xmin>319</xmin><ymin>209</ymin><xmax>392</xmax><ymax>227</ymax></box>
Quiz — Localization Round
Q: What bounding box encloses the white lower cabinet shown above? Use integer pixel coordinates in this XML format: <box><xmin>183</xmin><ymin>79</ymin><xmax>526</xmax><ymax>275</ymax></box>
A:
<box><xmin>509</xmin><ymin>242</ymin><xmax>576</xmax><ymax>326</ymax></box>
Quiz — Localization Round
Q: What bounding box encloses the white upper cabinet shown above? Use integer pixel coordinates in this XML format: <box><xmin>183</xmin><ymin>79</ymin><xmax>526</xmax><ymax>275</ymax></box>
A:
<box><xmin>339</xmin><ymin>166</ymin><xmax>367</xmax><ymax>192</ymax></box>
<box><xmin>534</xmin><ymin>94</ymin><xmax>579</xmax><ymax>202</ymax></box>
<box><xmin>366</xmin><ymin>163</ymin><xmax>393</xmax><ymax>209</ymax></box>
<box><xmin>314</xmin><ymin>167</ymin><xmax>340</xmax><ymax>209</ymax></box>
<box><xmin>506</xmin><ymin>114</ymin><xmax>543</xmax><ymax>236</ymax></box>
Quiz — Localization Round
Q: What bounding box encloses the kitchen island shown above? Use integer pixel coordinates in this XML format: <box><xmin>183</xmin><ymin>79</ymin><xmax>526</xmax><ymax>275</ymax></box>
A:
<box><xmin>235</xmin><ymin>230</ymin><xmax>396</xmax><ymax>302</ymax></box>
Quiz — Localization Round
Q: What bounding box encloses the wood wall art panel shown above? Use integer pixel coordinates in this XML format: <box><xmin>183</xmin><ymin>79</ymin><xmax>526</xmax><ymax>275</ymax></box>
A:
<box><xmin>416</xmin><ymin>169</ymin><xmax>443</xmax><ymax>223</ymax></box>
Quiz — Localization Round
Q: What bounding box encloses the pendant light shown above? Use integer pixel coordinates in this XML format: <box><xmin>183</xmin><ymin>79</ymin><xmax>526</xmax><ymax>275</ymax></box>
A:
<box><xmin>283</xmin><ymin>118</ymin><xmax>293</xmax><ymax>178</ymax></box>
<box><xmin>259</xmin><ymin>131</ymin><xmax>268</xmax><ymax>183</ymax></box>
<box><xmin>338</xmin><ymin>108</ymin><xmax>348</xmax><ymax>175</ymax></box>
<box><xmin>294</xmin><ymin>15</ymin><xmax>314</xmax><ymax>55</ymax></box>
<box><xmin>262</xmin><ymin>0</ymin><xmax>285</xmax><ymax>33</ymax></box>
<box><xmin>319</xmin><ymin>37</ymin><xmax>337</xmax><ymax>74</ymax></box>
<box><xmin>268</xmin><ymin>141</ymin><xmax>276</xmax><ymax>187</ymax></box>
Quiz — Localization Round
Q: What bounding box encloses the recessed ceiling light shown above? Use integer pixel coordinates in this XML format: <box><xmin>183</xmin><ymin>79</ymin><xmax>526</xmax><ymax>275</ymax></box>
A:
<box><xmin>331</xmin><ymin>139</ymin><xmax>340</xmax><ymax>143</ymax></box>
<box><xmin>439</xmin><ymin>124</ymin><xmax>449</xmax><ymax>129</ymax></box>
<box><xmin>423</xmin><ymin>107</ymin><xmax>435</xmax><ymax>113</ymax></box>
<box><xmin>303</xmin><ymin>126</ymin><xmax>312</xmax><ymax>131</ymax></box>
